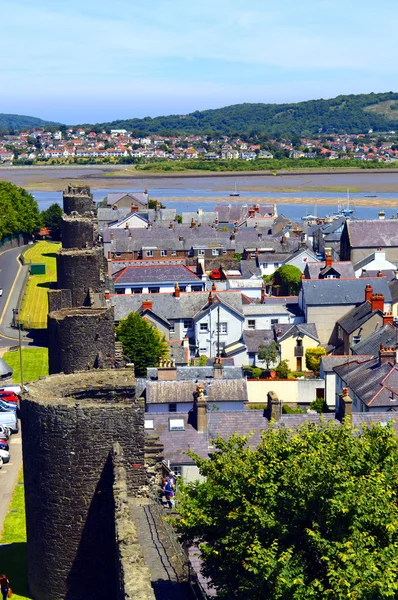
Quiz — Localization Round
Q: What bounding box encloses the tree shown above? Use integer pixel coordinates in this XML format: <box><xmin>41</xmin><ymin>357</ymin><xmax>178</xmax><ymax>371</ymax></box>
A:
<box><xmin>305</xmin><ymin>347</ymin><xmax>327</xmax><ymax>374</ymax></box>
<box><xmin>258</xmin><ymin>341</ymin><xmax>278</xmax><ymax>368</ymax></box>
<box><xmin>41</xmin><ymin>203</ymin><xmax>63</xmax><ymax>239</ymax></box>
<box><xmin>275</xmin><ymin>359</ymin><xmax>290</xmax><ymax>379</ymax></box>
<box><xmin>0</xmin><ymin>182</ymin><xmax>40</xmax><ymax>240</ymax></box>
<box><xmin>175</xmin><ymin>420</ymin><xmax>398</xmax><ymax>599</ymax></box>
<box><xmin>116</xmin><ymin>312</ymin><xmax>168</xmax><ymax>376</ymax></box>
<box><xmin>310</xmin><ymin>397</ymin><xmax>328</xmax><ymax>413</ymax></box>
<box><xmin>273</xmin><ymin>265</ymin><xmax>302</xmax><ymax>295</ymax></box>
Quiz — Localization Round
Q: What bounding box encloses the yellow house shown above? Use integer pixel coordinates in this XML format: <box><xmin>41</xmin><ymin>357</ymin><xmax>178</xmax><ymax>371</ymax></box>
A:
<box><xmin>275</xmin><ymin>323</ymin><xmax>320</xmax><ymax>372</ymax></box>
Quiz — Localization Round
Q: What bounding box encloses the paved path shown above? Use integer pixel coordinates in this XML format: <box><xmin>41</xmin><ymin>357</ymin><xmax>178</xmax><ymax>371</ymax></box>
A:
<box><xmin>0</xmin><ymin>430</ymin><xmax>22</xmax><ymax>534</ymax></box>
<box><xmin>130</xmin><ymin>498</ymin><xmax>194</xmax><ymax>600</ymax></box>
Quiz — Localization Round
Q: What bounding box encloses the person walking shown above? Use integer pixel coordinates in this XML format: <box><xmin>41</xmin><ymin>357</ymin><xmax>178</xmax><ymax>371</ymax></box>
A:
<box><xmin>0</xmin><ymin>574</ymin><xmax>10</xmax><ymax>599</ymax></box>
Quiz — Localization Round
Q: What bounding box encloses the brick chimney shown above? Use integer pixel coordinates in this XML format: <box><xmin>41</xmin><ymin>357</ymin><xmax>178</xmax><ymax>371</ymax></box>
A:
<box><xmin>208</xmin><ymin>291</ymin><xmax>213</xmax><ymax>305</ymax></box>
<box><xmin>213</xmin><ymin>356</ymin><xmax>224</xmax><ymax>378</ymax></box>
<box><xmin>379</xmin><ymin>344</ymin><xmax>396</xmax><ymax>365</ymax></box>
<box><xmin>212</xmin><ymin>281</ymin><xmax>217</xmax><ymax>292</ymax></box>
<box><xmin>158</xmin><ymin>358</ymin><xmax>177</xmax><ymax>380</ymax></box>
<box><xmin>325</xmin><ymin>254</ymin><xmax>332</xmax><ymax>268</ymax></box>
<box><xmin>371</xmin><ymin>293</ymin><xmax>384</xmax><ymax>313</ymax></box>
<box><xmin>105</xmin><ymin>290</ymin><xmax>110</xmax><ymax>300</ymax></box>
<box><xmin>383</xmin><ymin>312</ymin><xmax>394</xmax><ymax>326</ymax></box>
<box><xmin>191</xmin><ymin>218</ymin><xmax>195</xmax><ymax>229</ymax></box>
<box><xmin>169</xmin><ymin>221</ymin><xmax>173</xmax><ymax>229</ymax></box>
<box><xmin>377</xmin><ymin>270</ymin><xmax>383</xmax><ymax>278</ymax></box>
<box><xmin>130</xmin><ymin>203</ymin><xmax>138</xmax><ymax>213</ymax></box>
<box><xmin>267</xmin><ymin>391</ymin><xmax>281</xmax><ymax>421</ymax></box>
<box><xmin>142</xmin><ymin>300</ymin><xmax>153</xmax><ymax>311</ymax></box>
<box><xmin>174</xmin><ymin>282</ymin><xmax>180</xmax><ymax>298</ymax></box>
<box><xmin>339</xmin><ymin>387</ymin><xmax>352</xmax><ymax>420</ymax></box>
<box><xmin>195</xmin><ymin>384</ymin><xmax>207</xmax><ymax>433</ymax></box>
<box><xmin>261</xmin><ymin>281</ymin><xmax>265</xmax><ymax>303</ymax></box>
<box><xmin>365</xmin><ymin>284</ymin><xmax>373</xmax><ymax>302</ymax></box>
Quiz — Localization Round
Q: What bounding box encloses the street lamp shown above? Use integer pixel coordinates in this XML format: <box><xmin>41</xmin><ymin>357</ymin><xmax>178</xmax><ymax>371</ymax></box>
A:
<box><xmin>13</xmin><ymin>309</ymin><xmax>24</xmax><ymax>387</ymax></box>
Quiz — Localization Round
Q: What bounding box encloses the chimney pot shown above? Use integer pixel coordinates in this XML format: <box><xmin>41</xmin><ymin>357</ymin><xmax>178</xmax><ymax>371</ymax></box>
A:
<box><xmin>212</xmin><ymin>282</ymin><xmax>217</xmax><ymax>292</ymax></box>
<box><xmin>196</xmin><ymin>385</ymin><xmax>207</xmax><ymax>432</ymax></box>
<box><xmin>174</xmin><ymin>282</ymin><xmax>180</xmax><ymax>298</ymax></box>
<box><xmin>365</xmin><ymin>284</ymin><xmax>373</xmax><ymax>302</ymax></box>
<box><xmin>325</xmin><ymin>254</ymin><xmax>332</xmax><ymax>268</ymax></box>
<box><xmin>379</xmin><ymin>343</ymin><xmax>395</xmax><ymax>365</ymax></box>
<box><xmin>383</xmin><ymin>312</ymin><xmax>394</xmax><ymax>326</ymax></box>
<box><xmin>371</xmin><ymin>293</ymin><xmax>384</xmax><ymax>313</ymax></box>
<box><xmin>208</xmin><ymin>291</ymin><xmax>213</xmax><ymax>305</ymax></box>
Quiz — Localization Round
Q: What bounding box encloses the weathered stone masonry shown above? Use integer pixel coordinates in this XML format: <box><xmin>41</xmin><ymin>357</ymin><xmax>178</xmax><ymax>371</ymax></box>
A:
<box><xmin>20</xmin><ymin>370</ymin><xmax>147</xmax><ymax>600</ymax></box>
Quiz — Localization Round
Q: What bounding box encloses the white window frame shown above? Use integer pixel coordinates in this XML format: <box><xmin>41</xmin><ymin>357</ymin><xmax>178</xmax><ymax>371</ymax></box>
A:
<box><xmin>183</xmin><ymin>320</ymin><xmax>192</xmax><ymax>330</ymax></box>
<box><xmin>212</xmin><ymin>248</ymin><xmax>219</xmax><ymax>256</ymax></box>
<box><xmin>216</xmin><ymin>322</ymin><xmax>228</xmax><ymax>334</ymax></box>
<box><xmin>248</xmin><ymin>319</ymin><xmax>256</xmax><ymax>330</ymax></box>
<box><xmin>169</xmin><ymin>417</ymin><xmax>185</xmax><ymax>431</ymax></box>
<box><xmin>146</xmin><ymin>250</ymin><xmax>153</xmax><ymax>257</ymax></box>
<box><xmin>200</xmin><ymin>322</ymin><xmax>208</xmax><ymax>332</ymax></box>
<box><xmin>161</xmin><ymin>250</ymin><xmax>167</xmax><ymax>257</ymax></box>
<box><xmin>144</xmin><ymin>419</ymin><xmax>154</xmax><ymax>430</ymax></box>
<box><xmin>198</xmin><ymin>249</ymin><xmax>205</xmax><ymax>256</ymax></box>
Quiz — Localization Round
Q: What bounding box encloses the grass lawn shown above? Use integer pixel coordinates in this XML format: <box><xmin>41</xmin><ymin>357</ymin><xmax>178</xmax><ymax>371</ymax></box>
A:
<box><xmin>0</xmin><ymin>472</ymin><xmax>31</xmax><ymax>599</ymax></box>
<box><xmin>19</xmin><ymin>241</ymin><xmax>61</xmax><ymax>329</ymax></box>
<box><xmin>3</xmin><ymin>348</ymin><xmax>49</xmax><ymax>383</ymax></box>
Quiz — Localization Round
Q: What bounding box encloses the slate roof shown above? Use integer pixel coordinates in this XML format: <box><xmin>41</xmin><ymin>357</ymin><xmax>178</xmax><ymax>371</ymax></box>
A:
<box><xmin>111</xmin><ymin>290</ymin><xmax>245</xmax><ymax>321</ymax></box>
<box><xmin>360</xmin><ymin>270</ymin><xmax>396</xmax><ymax>282</ymax></box>
<box><xmin>168</xmin><ymin>340</ymin><xmax>189</xmax><ymax>365</ymax></box>
<box><xmin>337</xmin><ymin>301</ymin><xmax>383</xmax><ymax>335</ymax></box>
<box><xmin>214</xmin><ymin>204</ymin><xmax>275</xmax><ymax>223</ymax></box>
<box><xmin>146</xmin><ymin>378</ymin><xmax>248</xmax><ymax>404</ymax></box>
<box><xmin>301</xmin><ymin>277</ymin><xmax>392</xmax><ymax>306</ymax></box>
<box><xmin>334</xmin><ymin>357</ymin><xmax>398</xmax><ymax>408</ymax></box>
<box><xmin>113</xmin><ymin>264</ymin><xmax>201</xmax><ymax>285</ymax></box>
<box><xmin>243</xmin><ymin>329</ymin><xmax>274</xmax><ymax>353</ymax></box>
<box><xmin>181</xmin><ymin>211</ymin><xmax>217</xmax><ymax>225</ymax></box>
<box><xmin>346</xmin><ymin>220</ymin><xmax>398</xmax><ymax>248</ymax></box>
<box><xmin>352</xmin><ymin>323</ymin><xmax>397</xmax><ymax>356</ymax></box>
<box><xmin>146</xmin><ymin>365</ymin><xmax>244</xmax><ymax>380</ymax></box>
<box><xmin>106</xmin><ymin>192</ymin><xmax>148</xmax><ymax>207</ymax></box>
<box><xmin>227</xmin><ymin>278</ymin><xmax>264</xmax><ymax>289</ymax></box>
<box><xmin>321</xmin><ymin>354</ymin><xmax>372</xmax><ymax>373</ymax></box>
<box><xmin>304</xmin><ymin>261</ymin><xmax>355</xmax><ymax>279</ymax></box>
<box><xmin>239</xmin><ymin>260</ymin><xmax>261</xmax><ymax>278</ymax></box>
<box><xmin>274</xmin><ymin>322</ymin><xmax>319</xmax><ymax>342</ymax></box>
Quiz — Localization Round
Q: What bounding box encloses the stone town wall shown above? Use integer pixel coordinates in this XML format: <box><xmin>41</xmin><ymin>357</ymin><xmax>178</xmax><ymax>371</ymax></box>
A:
<box><xmin>63</xmin><ymin>185</ymin><xmax>95</xmax><ymax>216</ymax></box>
<box><xmin>56</xmin><ymin>247</ymin><xmax>103</xmax><ymax>307</ymax></box>
<box><xmin>48</xmin><ymin>307</ymin><xmax>115</xmax><ymax>374</ymax></box>
<box><xmin>47</xmin><ymin>288</ymin><xmax>72</xmax><ymax>313</ymax></box>
<box><xmin>61</xmin><ymin>216</ymin><xmax>95</xmax><ymax>249</ymax></box>
<box><xmin>113</xmin><ymin>443</ymin><xmax>156</xmax><ymax>600</ymax></box>
<box><xmin>20</xmin><ymin>370</ymin><xmax>147</xmax><ymax>600</ymax></box>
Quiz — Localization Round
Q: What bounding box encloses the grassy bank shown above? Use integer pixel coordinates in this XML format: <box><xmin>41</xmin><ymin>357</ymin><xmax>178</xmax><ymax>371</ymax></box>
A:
<box><xmin>19</xmin><ymin>241</ymin><xmax>60</xmax><ymax>329</ymax></box>
<box><xmin>3</xmin><ymin>348</ymin><xmax>49</xmax><ymax>383</ymax></box>
<box><xmin>0</xmin><ymin>473</ymin><xmax>31</xmax><ymax>599</ymax></box>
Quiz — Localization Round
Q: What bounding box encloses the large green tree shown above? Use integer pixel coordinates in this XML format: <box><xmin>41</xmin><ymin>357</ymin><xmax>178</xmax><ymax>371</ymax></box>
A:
<box><xmin>258</xmin><ymin>341</ymin><xmax>279</xmax><ymax>368</ymax></box>
<box><xmin>116</xmin><ymin>311</ymin><xmax>169</xmax><ymax>376</ymax></box>
<box><xmin>0</xmin><ymin>182</ymin><xmax>40</xmax><ymax>240</ymax></box>
<box><xmin>273</xmin><ymin>264</ymin><xmax>302</xmax><ymax>295</ymax></box>
<box><xmin>175</xmin><ymin>420</ymin><xmax>398</xmax><ymax>599</ymax></box>
<box><xmin>41</xmin><ymin>203</ymin><xmax>63</xmax><ymax>239</ymax></box>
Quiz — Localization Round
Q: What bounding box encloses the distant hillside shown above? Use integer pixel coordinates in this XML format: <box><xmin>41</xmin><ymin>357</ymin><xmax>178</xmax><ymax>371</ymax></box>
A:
<box><xmin>94</xmin><ymin>92</ymin><xmax>398</xmax><ymax>137</ymax></box>
<box><xmin>0</xmin><ymin>113</ymin><xmax>60</xmax><ymax>131</ymax></box>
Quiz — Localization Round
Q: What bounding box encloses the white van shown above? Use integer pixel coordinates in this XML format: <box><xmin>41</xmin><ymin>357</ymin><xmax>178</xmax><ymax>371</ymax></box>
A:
<box><xmin>0</xmin><ymin>413</ymin><xmax>18</xmax><ymax>434</ymax></box>
<box><xmin>0</xmin><ymin>385</ymin><xmax>29</xmax><ymax>395</ymax></box>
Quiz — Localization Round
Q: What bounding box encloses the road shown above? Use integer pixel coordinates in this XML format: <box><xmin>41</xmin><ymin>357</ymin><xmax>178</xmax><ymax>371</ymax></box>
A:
<box><xmin>0</xmin><ymin>245</ymin><xmax>30</xmax><ymax>348</ymax></box>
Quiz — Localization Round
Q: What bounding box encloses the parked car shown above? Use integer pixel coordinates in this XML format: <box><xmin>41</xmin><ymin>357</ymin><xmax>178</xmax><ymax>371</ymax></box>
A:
<box><xmin>0</xmin><ymin>385</ymin><xmax>28</xmax><ymax>395</ymax></box>
<box><xmin>0</xmin><ymin>400</ymin><xmax>17</xmax><ymax>412</ymax></box>
<box><xmin>210</xmin><ymin>269</ymin><xmax>222</xmax><ymax>280</ymax></box>
<box><xmin>0</xmin><ymin>412</ymin><xmax>18</xmax><ymax>434</ymax></box>
<box><xmin>0</xmin><ymin>425</ymin><xmax>11</xmax><ymax>439</ymax></box>
<box><xmin>0</xmin><ymin>392</ymin><xmax>18</xmax><ymax>403</ymax></box>
<box><xmin>0</xmin><ymin>289</ymin><xmax>3</xmax><ymax>297</ymax></box>
<box><xmin>0</xmin><ymin>449</ymin><xmax>10</xmax><ymax>466</ymax></box>
<box><xmin>0</xmin><ymin>440</ymin><xmax>9</xmax><ymax>452</ymax></box>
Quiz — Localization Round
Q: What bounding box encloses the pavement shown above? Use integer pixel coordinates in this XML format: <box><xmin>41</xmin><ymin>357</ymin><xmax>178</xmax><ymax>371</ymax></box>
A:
<box><xmin>0</xmin><ymin>430</ymin><xmax>22</xmax><ymax>534</ymax></box>
<box><xmin>0</xmin><ymin>245</ymin><xmax>32</xmax><ymax>348</ymax></box>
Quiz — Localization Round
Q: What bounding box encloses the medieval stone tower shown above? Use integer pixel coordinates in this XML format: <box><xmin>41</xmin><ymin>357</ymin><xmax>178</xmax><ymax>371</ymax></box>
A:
<box><xmin>48</xmin><ymin>185</ymin><xmax>115</xmax><ymax>374</ymax></box>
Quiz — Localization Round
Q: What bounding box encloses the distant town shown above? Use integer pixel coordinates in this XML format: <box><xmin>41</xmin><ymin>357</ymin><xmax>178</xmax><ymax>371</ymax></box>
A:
<box><xmin>1</xmin><ymin>126</ymin><xmax>398</xmax><ymax>165</ymax></box>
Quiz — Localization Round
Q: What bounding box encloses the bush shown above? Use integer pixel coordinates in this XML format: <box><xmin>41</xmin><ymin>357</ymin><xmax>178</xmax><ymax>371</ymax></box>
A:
<box><xmin>275</xmin><ymin>359</ymin><xmax>290</xmax><ymax>379</ymax></box>
<box><xmin>282</xmin><ymin>405</ymin><xmax>305</xmax><ymax>414</ymax></box>
<box><xmin>243</xmin><ymin>366</ymin><xmax>264</xmax><ymax>379</ymax></box>
<box><xmin>305</xmin><ymin>347</ymin><xmax>327</xmax><ymax>373</ymax></box>
<box><xmin>310</xmin><ymin>397</ymin><xmax>328</xmax><ymax>413</ymax></box>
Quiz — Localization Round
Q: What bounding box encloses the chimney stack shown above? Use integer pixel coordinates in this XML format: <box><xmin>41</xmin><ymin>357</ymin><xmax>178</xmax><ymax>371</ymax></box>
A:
<box><xmin>142</xmin><ymin>300</ymin><xmax>153</xmax><ymax>312</ymax></box>
<box><xmin>261</xmin><ymin>281</ymin><xmax>265</xmax><ymax>303</ymax></box>
<box><xmin>254</xmin><ymin>204</ymin><xmax>260</xmax><ymax>213</ymax></box>
<box><xmin>339</xmin><ymin>387</ymin><xmax>352</xmax><ymax>420</ymax></box>
<box><xmin>379</xmin><ymin>344</ymin><xmax>396</xmax><ymax>365</ymax></box>
<box><xmin>158</xmin><ymin>358</ymin><xmax>177</xmax><ymax>380</ymax></box>
<box><xmin>370</xmin><ymin>293</ymin><xmax>384</xmax><ymax>313</ymax></box>
<box><xmin>105</xmin><ymin>290</ymin><xmax>110</xmax><ymax>300</ymax></box>
<box><xmin>267</xmin><ymin>391</ymin><xmax>281</xmax><ymax>421</ymax></box>
<box><xmin>191</xmin><ymin>218</ymin><xmax>195</xmax><ymax>229</ymax></box>
<box><xmin>383</xmin><ymin>312</ymin><xmax>394</xmax><ymax>326</ymax></box>
<box><xmin>169</xmin><ymin>221</ymin><xmax>173</xmax><ymax>229</ymax></box>
<box><xmin>208</xmin><ymin>291</ymin><xmax>213</xmax><ymax>305</ymax></box>
<box><xmin>195</xmin><ymin>384</ymin><xmax>207</xmax><ymax>433</ymax></box>
<box><xmin>213</xmin><ymin>356</ymin><xmax>224</xmax><ymax>378</ymax></box>
<box><xmin>378</xmin><ymin>210</ymin><xmax>385</xmax><ymax>220</ymax></box>
<box><xmin>365</xmin><ymin>284</ymin><xmax>373</xmax><ymax>302</ymax></box>
<box><xmin>212</xmin><ymin>281</ymin><xmax>217</xmax><ymax>292</ymax></box>
<box><xmin>325</xmin><ymin>254</ymin><xmax>332</xmax><ymax>268</ymax></box>
<box><xmin>174</xmin><ymin>282</ymin><xmax>180</xmax><ymax>298</ymax></box>
<box><xmin>130</xmin><ymin>203</ymin><xmax>138</xmax><ymax>213</ymax></box>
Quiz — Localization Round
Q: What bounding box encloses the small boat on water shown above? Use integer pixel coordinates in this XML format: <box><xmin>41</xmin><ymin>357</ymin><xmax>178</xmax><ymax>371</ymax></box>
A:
<box><xmin>229</xmin><ymin>183</ymin><xmax>240</xmax><ymax>197</ymax></box>
<box><xmin>364</xmin><ymin>194</ymin><xmax>377</xmax><ymax>198</ymax></box>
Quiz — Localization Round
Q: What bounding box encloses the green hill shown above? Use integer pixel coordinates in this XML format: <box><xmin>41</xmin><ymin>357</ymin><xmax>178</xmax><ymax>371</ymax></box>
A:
<box><xmin>93</xmin><ymin>92</ymin><xmax>398</xmax><ymax>137</ymax></box>
<box><xmin>0</xmin><ymin>113</ymin><xmax>60</xmax><ymax>131</ymax></box>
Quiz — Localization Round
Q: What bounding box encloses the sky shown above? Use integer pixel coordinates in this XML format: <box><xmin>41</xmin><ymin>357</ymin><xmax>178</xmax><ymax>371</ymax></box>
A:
<box><xmin>1</xmin><ymin>0</ymin><xmax>397</xmax><ymax>124</ymax></box>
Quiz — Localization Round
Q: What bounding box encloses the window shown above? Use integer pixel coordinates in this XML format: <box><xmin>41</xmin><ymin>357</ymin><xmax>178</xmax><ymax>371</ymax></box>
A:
<box><xmin>296</xmin><ymin>339</ymin><xmax>303</xmax><ymax>347</ymax></box>
<box><xmin>200</xmin><ymin>323</ymin><xmax>208</xmax><ymax>331</ymax></box>
<box><xmin>170</xmin><ymin>465</ymin><xmax>183</xmax><ymax>476</ymax></box>
<box><xmin>144</xmin><ymin>419</ymin><xmax>154</xmax><ymax>430</ymax></box>
<box><xmin>198</xmin><ymin>249</ymin><xmax>205</xmax><ymax>256</ymax></box>
<box><xmin>169</xmin><ymin>322</ymin><xmax>175</xmax><ymax>332</ymax></box>
<box><xmin>263</xmin><ymin>263</ymin><xmax>268</xmax><ymax>268</ymax></box>
<box><xmin>183</xmin><ymin>320</ymin><xmax>192</xmax><ymax>330</ymax></box>
<box><xmin>353</xmin><ymin>334</ymin><xmax>361</xmax><ymax>345</ymax></box>
<box><xmin>169</xmin><ymin>418</ymin><xmax>184</xmax><ymax>431</ymax></box>
<box><xmin>133</xmin><ymin>288</ymin><xmax>143</xmax><ymax>294</ymax></box>
<box><xmin>200</xmin><ymin>347</ymin><xmax>207</xmax><ymax>352</ymax></box>
<box><xmin>212</xmin><ymin>249</ymin><xmax>219</xmax><ymax>256</ymax></box>
<box><xmin>171</xmin><ymin>250</ymin><xmax>176</xmax><ymax>256</ymax></box>
<box><xmin>169</xmin><ymin>403</ymin><xmax>177</xmax><ymax>413</ymax></box>
<box><xmin>115</xmin><ymin>252</ymin><xmax>121</xmax><ymax>257</ymax></box>
<box><xmin>161</xmin><ymin>250</ymin><xmax>167</xmax><ymax>257</ymax></box>
<box><xmin>149</xmin><ymin>287</ymin><xmax>160</xmax><ymax>293</ymax></box>
<box><xmin>271</xmin><ymin>319</ymin><xmax>279</xmax><ymax>326</ymax></box>
<box><xmin>248</xmin><ymin>319</ymin><xmax>256</xmax><ymax>330</ymax></box>
<box><xmin>146</xmin><ymin>250</ymin><xmax>153</xmax><ymax>257</ymax></box>
<box><xmin>192</xmin><ymin>285</ymin><xmax>202</xmax><ymax>292</ymax></box>
<box><xmin>179</xmin><ymin>286</ymin><xmax>187</xmax><ymax>292</ymax></box>
<box><xmin>116</xmin><ymin>288</ymin><xmax>125</xmax><ymax>295</ymax></box>
<box><xmin>216</xmin><ymin>322</ymin><xmax>228</xmax><ymax>334</ymax></box>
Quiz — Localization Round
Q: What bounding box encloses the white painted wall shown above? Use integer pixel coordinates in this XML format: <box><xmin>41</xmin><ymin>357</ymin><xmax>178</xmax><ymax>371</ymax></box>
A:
<box><xmin>195</xmin><ymin>304</ymin><xmax>243</xmax><ymax>358</ymax></box>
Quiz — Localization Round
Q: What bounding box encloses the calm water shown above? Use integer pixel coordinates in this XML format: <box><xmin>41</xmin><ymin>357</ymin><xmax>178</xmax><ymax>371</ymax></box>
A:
<box><xmin>32</xmin><ymin>188</ymin><xmax>398</xmax><ymax>221</ymax></box>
